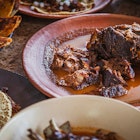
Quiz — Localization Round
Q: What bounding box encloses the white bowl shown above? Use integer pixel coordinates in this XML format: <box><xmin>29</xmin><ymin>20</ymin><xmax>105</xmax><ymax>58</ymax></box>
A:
<box><xmin>0</xmin><ymin>95</ymin><xmax>140</xmax><ymax>140</ymax></box>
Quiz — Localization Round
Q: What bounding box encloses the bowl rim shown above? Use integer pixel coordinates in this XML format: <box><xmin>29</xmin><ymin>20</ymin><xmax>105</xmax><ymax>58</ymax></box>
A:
<box><xmin>0</xmin><ymin>95</ymin><xmax>140</xmax><ymax>139</ymax></box>
<box><xmin>1</xmin><ymin>95</ymin><xmax>140</xmax><ymax>124</ymax></box>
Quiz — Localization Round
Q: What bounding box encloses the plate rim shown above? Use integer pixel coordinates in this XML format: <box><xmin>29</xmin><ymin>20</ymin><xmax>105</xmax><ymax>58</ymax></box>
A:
<box><xmin>19</xmin><ymin>0</ymin><xmax>112</xmax><ymax>19</ymax></box>
<box><xmin>22</xmin><ymin>13</ymin><xmax>140</xmax><ymax>100</ymax></box>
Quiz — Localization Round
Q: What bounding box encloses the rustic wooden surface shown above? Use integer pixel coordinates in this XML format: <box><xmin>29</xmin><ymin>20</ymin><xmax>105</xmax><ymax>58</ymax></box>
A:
<box><xmin>0</xmin><ymin>0</ymin><xmax>139</xmax><ymax>76</ymax></box>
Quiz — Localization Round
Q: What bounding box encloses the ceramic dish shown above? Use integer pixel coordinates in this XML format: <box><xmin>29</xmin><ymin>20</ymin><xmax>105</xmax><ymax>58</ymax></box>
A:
<box><xmin>19</xmin><ymin>0</ymin><xmax>111</xmax><ymax>19</ymax></box>
<box><xmin>0</xmin><ymin>68</ymin><xmax>47</xmax><ymax>109</ymax></box>
<box><xmin>22</xmin><ymin>13</ymin><xmax>140</xmax><ymax>103</ymax></box>
<box><xmin>0</xmin><ymin>95</ymin><xmax>140</xmax><ymax>140</ymax></box>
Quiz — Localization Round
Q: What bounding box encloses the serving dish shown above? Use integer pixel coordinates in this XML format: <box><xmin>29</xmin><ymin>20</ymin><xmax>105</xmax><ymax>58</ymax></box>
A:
<box><xmin>0</xmin><ymin>95</ymin><xmax>140</xmax><ymax>140</ymax></box>
<box><xmin>0</xmin><ymin>68</ymin><xmax>47</xmax><ymax>109</ymax></box>
<box><xmin>19</xmin><ymin>0</ymin><xmax>111</xmax><ymax>19</ymax></box>
<box><xmin>22</xmin><ymin>13</ymin><xmax>140</xmax><ymax>104</ymax></box>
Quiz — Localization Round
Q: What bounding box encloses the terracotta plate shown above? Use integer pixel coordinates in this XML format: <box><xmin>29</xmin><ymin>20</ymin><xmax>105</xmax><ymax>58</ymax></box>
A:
<box><xmin>22</xmin><ymin>14</ymin><xmax>140</xmax><ymax>104</ymax></box>
<box><xmin>0</xmin><ymin>68</ymin><xmax>47</xmax><ymax>109</ymax></box>
<box><xmin>19</xmin><ymin>0</ymin><xmax>111</xmax><ymax>19</ymax></box>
